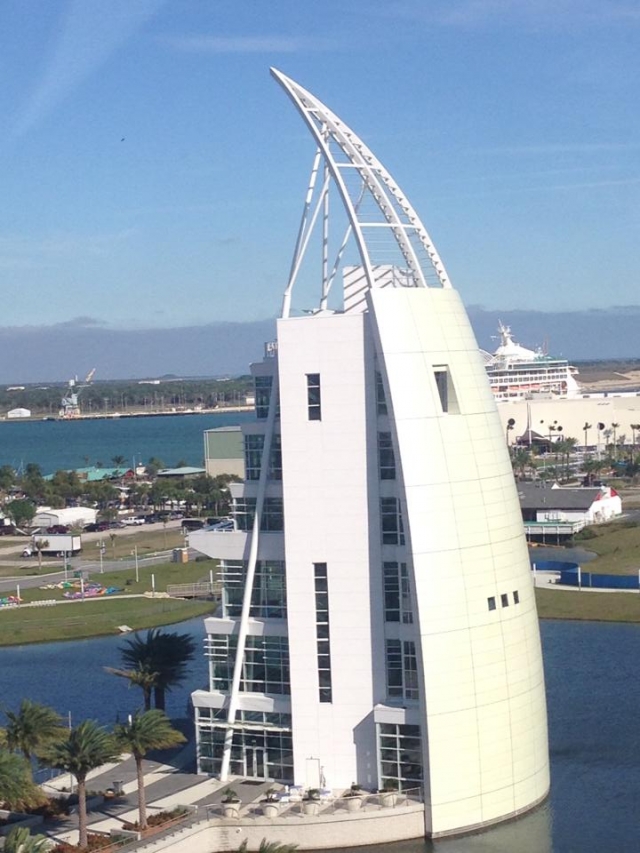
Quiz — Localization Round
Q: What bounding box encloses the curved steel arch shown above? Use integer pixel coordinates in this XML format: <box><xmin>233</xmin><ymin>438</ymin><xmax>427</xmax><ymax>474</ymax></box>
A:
<box><xmin>271</xmin><ymin>68</ymin><xmax>452</xmax><ymax>318</ymax></box>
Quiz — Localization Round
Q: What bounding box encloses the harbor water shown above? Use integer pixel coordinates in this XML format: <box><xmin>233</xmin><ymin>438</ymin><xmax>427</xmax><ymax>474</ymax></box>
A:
<box><xmin>0</xmin><ymin>411</ymin><xmax>252</xmax><ymax>474</ymax></box>
<box><xmin>0</xmin><ymin>618</ymin><xmax>638</xmax><ymax>852</ymax></box>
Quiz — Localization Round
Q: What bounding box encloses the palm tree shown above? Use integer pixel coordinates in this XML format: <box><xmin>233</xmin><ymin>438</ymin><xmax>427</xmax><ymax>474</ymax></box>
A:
<box><xmin>582</xmin><ymin>458</ymin><xmax>604</xmax><ymax>486</ymax></box>
<box><xmin>33</xmin><ymin>539</ymin><xmax>48</xmax><ymax>571</ymax></box>
<box><xmin>631</xmin><ymin>424</ymin><xmax>640</xmax><ymax>463</ymax></box>
<box><xmin>3</xmin><ymin>825</ymin><xmax>50</xmax><ymax>853</ymax></box>
<box><xmin>238</xmin><ymin>841</ymin><xmax>298</xmax><ymax>853</ymax></box>
<box><xmin>107</xmin><ymin>629</ymin><xmax>196</xmax><ymax>712</ymax></box>
<box><xmin>42</xmin><ymin>720</ymin><xmax>120</xmax><ymax>849</ymax></box>
<box><xmin>510</xmin><ymin>447</ymin><xmax>531</xmax><ymax>481</ymax></box>
<box><xmin>104</xmin><ymin>663</ymin><xmax>158</xmax><ymax>712</ymax></box>
<box><xmin>4</xmin><ymin>699</ymin><xmax>66</xmax><ymax>765</ymax></box>
<box><xmin>0</xmin><ymin>750</ymin><xmax>43</xmax><ymax>810</ymax></box>
<box><xmin>114</xmin><ymin>710</ymin><xmax>185</xmax><ymax>830</ymax></box>
<box><xmin>611</xmin><ymin>423</ymin><xmax>620</xmax><ymax>458</ymax></box>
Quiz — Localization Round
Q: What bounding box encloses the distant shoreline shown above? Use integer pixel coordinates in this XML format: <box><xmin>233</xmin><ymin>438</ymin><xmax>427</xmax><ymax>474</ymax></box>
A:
<box><xmin>0</xmin><ymin>405</ymin><xmax>253</xmax><ymax>424</ymax></box>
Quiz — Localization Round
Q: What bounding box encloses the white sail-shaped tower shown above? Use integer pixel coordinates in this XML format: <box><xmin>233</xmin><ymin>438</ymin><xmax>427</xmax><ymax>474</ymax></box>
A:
<box><xmin>190</xmin><ymin>69</ymin><xmax>549</xmax><ymax>838</ymax></box>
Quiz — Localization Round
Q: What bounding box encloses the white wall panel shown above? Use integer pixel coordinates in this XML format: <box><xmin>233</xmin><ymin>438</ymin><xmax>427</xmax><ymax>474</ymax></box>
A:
<box><xmin>369</xmin><ymin>286</ymin><xmax>549</xmax><ymax>836</ymax></box>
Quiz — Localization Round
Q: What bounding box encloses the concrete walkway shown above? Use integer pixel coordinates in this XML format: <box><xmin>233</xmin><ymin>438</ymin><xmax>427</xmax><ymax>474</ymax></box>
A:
<box><xmin>40</xmin><ymin>741</ymin><xmax>271</xmax><ymax>847</ymax></box>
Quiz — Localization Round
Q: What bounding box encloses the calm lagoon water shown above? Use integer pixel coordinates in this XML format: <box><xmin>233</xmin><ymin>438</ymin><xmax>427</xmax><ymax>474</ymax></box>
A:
<box><xmin>0</xmin><ymin>412</ymin><xmax>252</xmax><ymax>474</ymax></box>
<box><xmin>0</xmin><ymin>619</ymin><xmax>638</xmax><ymax>853</ymax></box>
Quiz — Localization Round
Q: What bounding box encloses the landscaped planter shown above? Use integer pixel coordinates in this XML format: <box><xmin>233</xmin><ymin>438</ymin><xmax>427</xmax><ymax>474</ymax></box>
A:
<box><xmin>222</xmin><ymin>801</ymin><xmax>241</xmax><ymax>818</ymax></box>
<box><xmin>345</xmin><ymin>795</ymin><xmax>363</xmax><ymax>812</ymax></box>
<box><xmin>302</xmin><ymin>800</ymin><xmax>320</xmax><ymax>816</ymax></box>
<box><xmin>380</xmin><ymin>790</ymin><xmax>398</xmax><ymax>808</ymax></box>
<box><xmin>261</xmin><ymin>801</ymin><xmax>280</xmax><ymax>818</ymax></box>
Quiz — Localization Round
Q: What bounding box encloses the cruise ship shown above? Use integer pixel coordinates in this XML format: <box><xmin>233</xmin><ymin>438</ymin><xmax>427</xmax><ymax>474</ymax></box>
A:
<box><xmin>482</xmin><ymin>323</ymin><xmax>580</xmax><ymax>401</ymax></box>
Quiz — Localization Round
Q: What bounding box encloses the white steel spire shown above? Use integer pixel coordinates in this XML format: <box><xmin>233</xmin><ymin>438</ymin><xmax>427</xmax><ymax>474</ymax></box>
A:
<box><xmin>271</xmin><ymin>68</ymin><xmax>452</xmax><ymax>319</ymax></box>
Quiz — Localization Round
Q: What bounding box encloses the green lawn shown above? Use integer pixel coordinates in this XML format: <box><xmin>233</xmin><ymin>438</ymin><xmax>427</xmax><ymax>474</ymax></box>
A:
<box><xmin>0</xmin><ymin>597</ymin><xmax>215</xmax><ymax>645</ymax></box>
<box><xmin>572</xmin><ymin>520</ymin><xmax>640</xmax><ymax>576</ymax></box>
<box><xmin>0</xmin><ymin>558</ymin><xmax>220</xmax><ymax>645</ymax></box>
<box><xmin>536</xmin><ymin>586</ymin><xmax>640</xmax><ymax>623</ymax></box>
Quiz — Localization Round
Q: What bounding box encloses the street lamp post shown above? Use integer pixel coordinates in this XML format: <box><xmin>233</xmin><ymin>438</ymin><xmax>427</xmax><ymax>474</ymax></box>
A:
<box><xmin>131</xmin><ymin>546</ymin><xmax>139</xmax><ymax>583</ymax></box>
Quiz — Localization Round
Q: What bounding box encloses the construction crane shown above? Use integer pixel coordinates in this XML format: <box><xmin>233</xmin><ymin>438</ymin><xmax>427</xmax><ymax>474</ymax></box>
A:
<box><xmin>59</xmin><ymin>368</ymin><xmax>97</xmax><ymax>419</ymax></box>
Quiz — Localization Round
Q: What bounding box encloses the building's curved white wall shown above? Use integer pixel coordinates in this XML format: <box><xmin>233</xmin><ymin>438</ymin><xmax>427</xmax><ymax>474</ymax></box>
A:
<box><xmin>369</xmin><ymin>287</ymin><xmax>550</xmax><ymax>836</ymax></box>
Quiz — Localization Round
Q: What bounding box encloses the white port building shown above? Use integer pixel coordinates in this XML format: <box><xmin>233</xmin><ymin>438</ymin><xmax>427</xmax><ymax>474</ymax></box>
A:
<box><xmin>32</xmin><ymin>506</ymin><xmax>97</xmax><ymax>529</ymax></box>
<box><xmin>189</xmin><ymin>70</ymin><xmax>549</xmax><ymax>839</ymax></box>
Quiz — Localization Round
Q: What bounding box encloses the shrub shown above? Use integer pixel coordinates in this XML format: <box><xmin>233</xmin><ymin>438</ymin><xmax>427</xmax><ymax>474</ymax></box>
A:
<box><xmin>573</xmin><ymin>528</ymin><xmax>597</xmax><ymax>540</ymax></box>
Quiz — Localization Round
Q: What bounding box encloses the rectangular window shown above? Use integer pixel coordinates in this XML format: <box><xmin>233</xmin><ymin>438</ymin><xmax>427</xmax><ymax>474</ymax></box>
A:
<box><xmin>307</xmin><ymin>373</ymin><xmax>322</xmax><ymax>421</ymax></box>
<box><xmin>378</xmin><ymin>723</ymin><xmax>423</xmax><ymax>792</ymax></box>
<box><xmin>376</xmin><ymin>371</ymin><xmax>388</xmax><ymax>416</ymax></box>
<box><xmin>501</xmin><ymin>593</ymin><xmax>509</xmax><ymax>608</ymax></box>
<box><xmin>378</xmin><ymin>432</ymin><xmax>396</xmax><ymax>480</ymax></box>
<box><xmin>383</xmin><ymin>562</ymin><xmax>413</xmax><ymax>623</ymax></box>
<box><xmin>487</xmin><ymin>596</ymin><xmax>497</xmax><ymax>611</ymax></box>
<box><xmin>244</xmin><ymin>434</ymin><xmax>263</xmax><ymax>481</ymax></box>
<box><xmin>221</xmin><ymin>560</ymin><xmax>287</xmax><ymax>619</ymax></box>
<box><xmin>513</xmin><ymin>590</ymin><xmax>520</xmax><ymax>605</ymax></box>
<box><xmin>433</xmin><ymin>365</ymin><xmax>459</xmax><ymax>414</ymax></box>
<box><xmin>255</xmin><ymin>376</ymin><xmax>273</xmax><ymax>420</ymax></box>
<box><xmin>385</xmin><ymin>639</ymin><xmax>419</xmax><ymax>702</ymax></box>
<box><xmin>243</xmin><ymin>434</ymin><xmax>282</xmax><ymax>481</ymax></box>
<box><xmin>205</xmin><ymin>634</ymin><xmax>290</xmax><ymax>695</ymax></box>
<box><xmin>233</xmin><ymin>497</ymin><xmax>284</xmax><ymax>532</ymax></box>
<box><xmin>314</xmin><ymin>563</ymin><xmax>332</xmax><ymax>703</ymax></box>
<box><xmin>381</xmin><ymin>497</ymin><xmax>405</xmax><ymax>545</ymax></box>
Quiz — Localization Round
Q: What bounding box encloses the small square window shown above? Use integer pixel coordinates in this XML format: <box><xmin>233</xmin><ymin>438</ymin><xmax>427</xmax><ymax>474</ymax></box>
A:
<box><xmin>513</xmin><ymin>590</ymin><xmax>520</xmax><ymax>604</ymax></box>
<box><xmin>501</xmin><ymin>593</ymin><xmax>509</xmax><ymax>608</ymax></box>
<box><xmin>487</xmin><ymin>596</ymin><xmax>496</xmax><ymax>611</ymax></box>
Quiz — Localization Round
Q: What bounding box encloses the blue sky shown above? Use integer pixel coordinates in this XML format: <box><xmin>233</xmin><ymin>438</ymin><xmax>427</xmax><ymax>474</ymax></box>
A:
<box><xmin>1</xmin><ymin>0</ymin><xmax>639</xmax><ymax>334</ymax></box>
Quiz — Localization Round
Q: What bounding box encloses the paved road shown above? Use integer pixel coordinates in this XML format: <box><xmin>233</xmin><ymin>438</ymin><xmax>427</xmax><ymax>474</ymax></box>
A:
<box><xmin>0</xmin><ymin>520</ymin><xmax>189</xmax><ymax>593</ymax></box>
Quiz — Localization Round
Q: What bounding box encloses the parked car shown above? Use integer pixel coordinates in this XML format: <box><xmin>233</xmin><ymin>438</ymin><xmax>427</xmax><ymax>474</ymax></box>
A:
<box><xmin>121</xmin><ymin>516</ymin><xmax>145</xmax><ymax>526</ymax></box>
<box><xmin>46</xmin><ymin>525</ymin><xmax>70</xmax><ymax>534</ymax></box>
<box><xmin>209</xmin><ymin>519</ymin><xmax>235</xmax><ymax>532</ymax></box>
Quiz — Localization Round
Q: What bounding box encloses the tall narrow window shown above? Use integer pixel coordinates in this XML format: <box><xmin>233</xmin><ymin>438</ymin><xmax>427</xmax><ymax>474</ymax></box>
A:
<box><xmin>381</xmin><ymin>498</ymin><xmax>405</xmax><ymax>545</ymax></box>
<box><xmin>378</xmin><ymin>432</ymin><xmax>396</xmax><ymax>480</ymax></box>
<box><xmin>383</xmin><ymin>562</ymin><xmax>413</xmax><ymax>623</ymax></box>
<box><xmin>255</xmin><ymin>376</ymin><xmax>273</xmax><ymax>420</ymax></box>
<box><xmin>385</xmin><ymin>639</ymin><xmax>419</xmax><ymax>701</ymax></box>
<box><xmin>244</xmin><ymin>435</ymin><xmax>264</xmax><ymax>481</ymax></box>
<box><xmin>433</xmin><ymin>365</ymin><xmax>459</xmax><ymax>414</ymax></box>
<box><xmin>307</xmin><ymin>373</ymin><xmax>322</xmax><ymax>420</ymax></box>
<box><xmin>376</xmin><ymin>371</ymin><xmax>388</xmax><ymax>415</ymax></box>
<box><xmin>314</xmin><ymin>563</ymin><xmax>332</xmax><ymax>703</ymax></box>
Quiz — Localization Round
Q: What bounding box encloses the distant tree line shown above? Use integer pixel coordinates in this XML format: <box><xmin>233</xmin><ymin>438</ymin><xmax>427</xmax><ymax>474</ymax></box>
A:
<box><xmin>1</xmin><ymin>461</ymin><xmax>237</xmax><ymax>526</ymax></box>
<box><xmin>0</xmin><ymin>376</ymin><xmax>253</xmax><ymax>416</ymax></box>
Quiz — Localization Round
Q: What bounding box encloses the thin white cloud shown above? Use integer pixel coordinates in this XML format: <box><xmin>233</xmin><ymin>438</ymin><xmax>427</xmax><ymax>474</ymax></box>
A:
<box><xmin>387</xmin><ymin>0</ymin><xmax>640</xmax><ymax>27</ymax></box>
<box><xmin>0</xmin><ymin>229</ymin><xmax>136</xmax><ymax>264</ymax></box>
<box><xmin>485</xmin><ymin>143</ymin><xmax>640</xmax><ymax>155</ymax></box>
<box><xmin>161</xmin><ymin>34</ymin><xmax>339</xmax><ymax>54</ymax></box>
<box><xmin>436</xmin><ymin>175</ymin><xmax>640</xmax><ymax>201</ymax></box>
<box><xmin>11</xmin><ymin>0</ymin><xmax>163</xmax><ymax>139</ymax></box>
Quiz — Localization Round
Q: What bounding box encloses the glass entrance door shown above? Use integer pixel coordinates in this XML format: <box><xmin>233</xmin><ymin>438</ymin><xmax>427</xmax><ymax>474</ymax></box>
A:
<box><xmin>245</xmin><ymin>746</ymin><xmax>266</xmax><ymax>778</ymax></box>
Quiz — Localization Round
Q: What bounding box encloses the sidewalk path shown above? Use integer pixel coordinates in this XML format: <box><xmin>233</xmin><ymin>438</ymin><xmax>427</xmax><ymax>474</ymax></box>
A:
<box><xmin>40</xmin><ymin>741</ymin><xmax>271</xmax><ymax>847</ymax></box>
